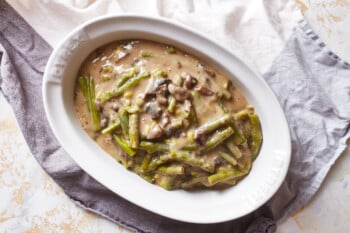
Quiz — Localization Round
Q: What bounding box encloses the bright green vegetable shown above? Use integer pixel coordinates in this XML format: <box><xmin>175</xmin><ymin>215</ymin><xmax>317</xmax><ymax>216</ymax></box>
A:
<box><xmin>157</xmin><ymin>164</ymin><xmax>184</xmax><ymax>175</ymax></box>
<box><xmin>139</xmin><ymin>141</ymin><xmax>170</xmax><ymax>153</ymax></box>
<box><xmin>113</xmin><ymin>135</ymin><xmax>135</xmax><ymax>157</ymax></box>
<box><xmin>115</xmin><ymin>67</ymin><xmax>137</xmax><ymax>87</ymax></box>
<box><xmin>167</xmin><ymin>96</ymin><xmax>176</xmax><ymax>113</ymax></box>
<box><xmin>78</xmin><ymin>76</ymin><xmax>90</xmax><ymax>111</ymax></box>
<box><xmin>218</xmin><ymin>151</ymin><xmax>238</xmax><ymax>166</ymax></box>
<box><xmin>140</xmin><ymin>50</ymin><xmax>153</xmax><ymax>57</ymax></box>
<box><xmin>203</xmin><ymin>127</ymin><xmax>234</xmax><ymax>151</ymax></box>
<box><xmin>129</xmin><ymin>113</ymin><xmax>139</xmax><ymax>148</ymax></box>
<box><xmin>226</xmin><ymin>141</ymin><xmax>242</xmax><ymax>159</ymax></box>
<box><xmin>119</xmin><ymin>108</ymin><xmax>129</xmax><ymax>140</ymax></box>
<box><xmin>101</xmin><ymin>119</ymin><xmax>121</xmax><ymax>135</ymax></box>
<box><xmin>194</xmin><ymin>114</ymin><xmax>232</xmax><ymax>139</ymax></box>
<box><xmin>99</xmin><ymin>71</ymin><xmax>150</xmax><ymax>102</ymax></box>
<box><xmin>86</xmin><ymin>75</ymin><xmax>100</xmax><ymax>131</ymax></box>
<box><xmin>166</xmin><ymin>46</ymin><xmax>176</xmax><ymax>54</ymax></box>
<box><xmin>207</xmin><ymin>169</ymin><xmax>246</xmax><ymax>186</ymax></box>
<box><xmin>248</xmin><ymin>113</ymin><xmax>263</xmax><ymax>160</ymax></box>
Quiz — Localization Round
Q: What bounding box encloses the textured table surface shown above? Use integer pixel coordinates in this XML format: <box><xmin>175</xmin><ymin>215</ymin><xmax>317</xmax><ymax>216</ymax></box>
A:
<box><xmin>0</xmin><ymin>1</ymin><xmax>349</xmax><ymax>232</ymax></box>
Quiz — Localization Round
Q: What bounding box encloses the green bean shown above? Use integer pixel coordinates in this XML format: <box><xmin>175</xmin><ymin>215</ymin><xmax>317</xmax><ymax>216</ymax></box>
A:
<box><xmin>157</xmin><ymin>164</ymin><xmax>184</xmax><ymax>175</ymax></box>
<box><xmin>99</xmin><ymin>71</ymin><xmax>150</xmax><ymax>102</ymax></box>
<box><xmin>151</xmin><ymin>68</ymin><xmax>167</xmax><ymax>78</ymax></box>
<box><xmin>207</xmin><ymin>169</ymin><xmax>247</xmax><ymax>186</ymax></box>
<box><xmin>118</xmin><ymin>109</ymin><xmax>129</xmax><ymax>140</ymax></box>
<box><xmin>204</xmin><ymin>127</ymin><xmax>234</xmax><ymax>151</ymax></box>
<box><xmin>218</xmin><ymin>151</ymin><xmax>238</xmax><ymax>166</ymax></box>
<box><xmin>139</xmin><ymin>141</ymin><xmax>170</xmax><ymax>153</ymax></box>
<box><xmin>140</xmin><ymin>50</ymin><xmax>153</xmax><ymax>57</ymax></box>
<box><xmin>129</xmin><ymin>113</ymin><xmax>139</xmax><ymax>148</ymax></box>
<box><xmin>217</xmin><ymin>101</ymin><xmax>246</xmax><ymax>145</ymax></box>
<box><xmin>167</xmin><ymin>95</ymin><xmax>176</xmax><ymax>114</ymax></box>
<box><xmin>194</xmin><ymin>114</ymin><xmax>232</xmax><ymax>139</ymax></box>
<box><xmin>181</xmin><ymin>144</ymin><xmax>198</xmax><ymax>151</ymax></box>
<box><xmin>140</xmin><ymin>154</ymin><xmax>152</xmax><ymax>173</ymax></box>
<box><xmin>188</xmin><ymin>105</ymin><xmax>198</xmax><ymax>126</ymax></box>
<box><xmin>226</xmin><ymin>141</ymin><xmax>242</xmax><ymax>159</ymax></box>
<box><xmin>174</xmin><ymin>74</ymin><xmax>184</xmax><ymax>86</ymax></box>
<box><xmin>166</xmin><ymin>46</ymin><xmax>176</xmax><ymax>54</ymax></box>
<box><xmin>113</xmin><ymin>135</ymin><xmax>135</xmax><ymax>157</ymax></box>
<box><xmin>78</xmin><ymin>76</ymin><xmax>90</xmax><ymax>111</ymax></box>
<box><xmin>87</xmin><ymin>75</ymin><xmax>100</xmax><ymax>131</ymax></box>
<box><xmin>248</xmin><ymin>113</ymin><xmax>263</xmax><ymax>160</ymax></box>
<box><xmin>157</xmin><ymin>175</ymin><xmax>174</xmax><ymax>190</ymax></box>
<box><xmin>115</xmin><ymin>67</ymin><xmax>136</xmax><ymax>87</ymax></box>
<box><xmin>101</xmin><ymin>119</ymin><xmax>121</xmax><ymax>135</ymax></box>
<box><xmin>233</xmin><ymin>106</ymin><xmax>254</xmax><ymax>120</ymax></box>
<box><xmin>148</xmin><ymin>152</ymin><xmax>214</xmax><ymax>172</ymax></box>
<box><xmin>169</xmin><ymin>151</ymin><xmax>214</xmax><ymax>172</ymax></box>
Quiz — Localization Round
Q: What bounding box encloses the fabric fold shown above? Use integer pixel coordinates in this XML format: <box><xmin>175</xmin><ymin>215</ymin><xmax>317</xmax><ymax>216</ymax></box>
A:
<box><xmin>1</xmin><ymin>1</ymin><xmax>349</xmax><ymax>233</ymax></box>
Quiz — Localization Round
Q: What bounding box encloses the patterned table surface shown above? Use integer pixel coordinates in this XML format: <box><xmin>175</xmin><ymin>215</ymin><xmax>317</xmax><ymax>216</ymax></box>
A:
<box><xmin>0</xmin><ymin>1</ymin><xmax>349</xmax><ymax>232</ymax></box>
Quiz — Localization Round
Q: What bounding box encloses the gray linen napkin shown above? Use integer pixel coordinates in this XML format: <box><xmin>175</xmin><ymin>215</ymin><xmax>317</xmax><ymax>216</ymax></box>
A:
<box><xmin>1</xmin><ymin>2</ymin><xmax>349</xmax><ymax>233</ymax></box>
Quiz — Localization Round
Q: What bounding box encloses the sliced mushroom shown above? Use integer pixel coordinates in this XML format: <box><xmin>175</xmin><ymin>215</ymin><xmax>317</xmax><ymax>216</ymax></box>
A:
<box><xmin>195</xmin><ymin>85</ymin><xmax>214</xmax><ymax>96</ymax></box>
<box><xmin>147</xmin><ymin>125</ymin><xmax>164</xmax><ymax>140</ymax></box>
<box><xmin>184</xmin><ymin>73</ymin><xmax>198</xmax><ymax>89</ymax></box>
<box><xmin>160</xmin><ymin>113</ymin><xmax>170</xmax><ymax>128</ymax></box>
<box><xmin>144</xmin><ymin>101</ymin><xmax>162</xmax><ymax>119</ymax></box>
<box><xmin>168</xmin><ymin>83</ymin><xmax>190</xmax><ymax>102</ymax></box>
<box><xmin>100</xmin><ymin>117</ymin><xmax>108</xmax><ymax>129</ymax></box>
<box><xmin>157</xmin><ymin>94</ymin><xmax>168</xmax><ymax>106</ymax></box>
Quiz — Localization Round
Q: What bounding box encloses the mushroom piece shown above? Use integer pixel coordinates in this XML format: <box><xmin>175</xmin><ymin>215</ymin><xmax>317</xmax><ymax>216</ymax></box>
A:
<box><xmin>184</xmin><ymin>73</ymin><xmax>198</xmax><ymax>89</ymax></box>
<box><xmin>195</xmin><ymin>85</ymin><xmax>214</xmax><ymax>96</ymax></box>
<box><xmin>160</xmin><ymin>113</ymin><xmax>170</xmax><ymax>128</ymax></box>
<box><xmin>168</xmin><ymin>83</ymin><xmax>190</xmax><ymax>102</ymax></box>
<box><xmin>144</xmin><ymin>101</ymin><xmax>162</xmax><ymax>119</ymax></box>
<box><xmin>100</xmin><ymin>117</ymin><xmax>108</xmax><ymax>128</ymax></box>
<box><xmin>147</xmin><ymin>125</ymin><xmax>164</xmax><ymax>140</ymax></box>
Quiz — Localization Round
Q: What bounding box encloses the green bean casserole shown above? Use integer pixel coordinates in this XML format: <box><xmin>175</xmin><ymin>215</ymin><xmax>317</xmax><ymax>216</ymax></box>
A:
<box><xmin>75</xmin><ymin>40</ymin><xmax>263</xmax><ymax>190</ymax></box>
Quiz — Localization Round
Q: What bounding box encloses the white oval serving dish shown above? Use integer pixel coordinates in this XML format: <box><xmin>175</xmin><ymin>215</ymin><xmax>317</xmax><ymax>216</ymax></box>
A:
<box><xmin>42</xmin><ymin>15</ymin><xmax>291</xmax><ymax>224</ymax></box>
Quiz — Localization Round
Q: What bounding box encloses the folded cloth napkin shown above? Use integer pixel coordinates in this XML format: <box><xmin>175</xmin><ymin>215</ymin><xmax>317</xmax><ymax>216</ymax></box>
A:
<box><xmin>0</xmin><ymin>2</ymin><xmax>349</xmax><ymax>233</ymax></box>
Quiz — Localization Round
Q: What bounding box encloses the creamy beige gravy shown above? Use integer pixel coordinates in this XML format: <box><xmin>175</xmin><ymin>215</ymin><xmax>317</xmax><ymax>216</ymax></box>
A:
<box><xmin>74</xmin><ymin>40</ymin><xmax>261</xmax><ymax>190</ymax></box>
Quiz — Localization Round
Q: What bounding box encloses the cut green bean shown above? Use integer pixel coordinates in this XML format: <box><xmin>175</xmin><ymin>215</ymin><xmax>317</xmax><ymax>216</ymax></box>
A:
<box><xmin>188</xmin><ymin>105</ymin><xmax>198</xmax><ymax>126</ymax></box>
<box><xmin>151</xmin><ymin>68</ymin><xmax>167</xmax><ymax>78</ymax></box>
<box><xmin>167</xmin><ymin>96</ymin><xmax>176</xmax><ymax>113</ymax></box>
<box><xmin>248</xmin><ymin>113</ymin><xmax>263</xmax><ymax>160</ymax></box>
<box><xmin>101</xmin><ymin>119</ymin><xmax>121</xmax><ymax>135</ymax></box>
<box><xmin>157</xmin><ymin>164</ymin><xmax>184</xmax><ymax>175</ymax></box>
<box><xmin>98</xmin><ymin>71</ymin><xmax>150</xmax><ymax>102</ymax></box>
<box><xmin>78</xmin><ymin>76</ymin><xmax>90</xmax><ymax>111</ymax></box>
<box><xmin>113</xmin><ymin>135</ymin><xmax>135</xmax><ymax>157</ymax></box>
<box><xmin>119</xmin><ymin>109</ymin><xmax>129</xmax><ymax>140</ymax></box>
<box><xmin>139</xmin><ymin>141</ymin><xmax>170</xmax><ymax>153</ymax></box>
<box><xmin>226</xmin><ymin>141</ymin><xmax>242</xmax><ymax>159</ymax></box>
<box><xmin>181</xmin><ymin>144</ymin><xmax>198</xmax><ymax>151</ymax></box>
<box><xmin>140</xmin><ymin>154</ymin><xmax>152</xmax><ymax>173</ymax></box>
<box><xmin>194</xmin><ymin>114</ymin><xmax>232</xmax><ymax>139</ymax></box>
<box><xmin>166</xmin><ymin>46</ymin><xmax>176</xmax><ymax>54</ymax></box>
<box><xmin>157</xmin><ymin>175</ymin><xmax>174</xmax><ymax>190</ymax></box>
<box><xmin>115</xmin><ymin>67</ymin><xmax>136</xmax><ymax>87</ymax></box>
<box><xmin>204</xmin><ymin>127</ymin><xmax>234</xmax><ymax>151</ymax></box>
<box><xmin>129</xmin><ymin>113</ymin><xmax>139</xmax><ymax>148</ymax></box>
<box><xmin>207</xmin><ymin>169</ymin><xmax>247</xmax><ymax>186</ymax></box>
<box><xmin>218</xmin><ymin>151</ymin><xmax>238</xmax><ymax>166</ymax></box>
<box><xmin>87</xmin><ymin>76</ymin><xmax>100</xmax><ymax>131</ymax></box>
<box><xmin>140</xmin><ymin>50</ymin><xmax>153</xmax><ymax>57</ymax></box>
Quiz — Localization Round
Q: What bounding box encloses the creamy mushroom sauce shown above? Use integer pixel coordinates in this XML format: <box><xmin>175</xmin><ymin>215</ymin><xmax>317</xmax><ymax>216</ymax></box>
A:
<box><xmin>75</xmin><ymin>40</ymin><xmax>262</xmax><ymax>190</ymax></box>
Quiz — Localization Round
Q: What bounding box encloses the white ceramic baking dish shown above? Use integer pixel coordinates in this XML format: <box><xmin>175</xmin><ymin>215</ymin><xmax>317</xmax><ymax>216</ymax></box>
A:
<box><xmin>42</xmin><ymin>15</ymin><xmax>291</xmax><ymax>224</ymax></box>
